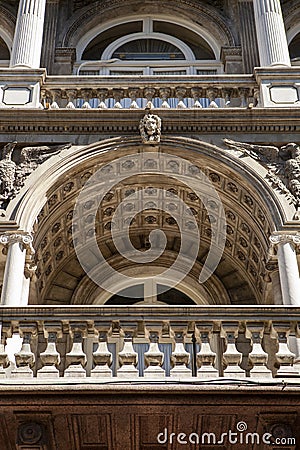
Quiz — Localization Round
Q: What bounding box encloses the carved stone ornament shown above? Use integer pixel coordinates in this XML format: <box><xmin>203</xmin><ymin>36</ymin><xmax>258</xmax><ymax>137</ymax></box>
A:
<box><xmin>0</xmin><ymin>232</ymin><xmax>34</xmax><ymax>249</ymax></box>
<box><xmin>223</xmin><ymin>139</ymin><xmax>300</xmax><ymax>206</ymax></box>
<box><xmin>269</xmin><ymin>233</ymin><xmax>300</xmax><ymax>247</ymax></box>
<box><xmin>139</xmin><ymin>112</ymin><xmax>161</xmax><ymax>144</ymax></box>
<box><xmin>18</xmin><ymin>422</ymin><xmax>43</xmax><ymax>444</ymax></box>
<box><xmin>0</xmin><ymin>142</ymin><xmax>72</xmax><ymax>212</ymax></box>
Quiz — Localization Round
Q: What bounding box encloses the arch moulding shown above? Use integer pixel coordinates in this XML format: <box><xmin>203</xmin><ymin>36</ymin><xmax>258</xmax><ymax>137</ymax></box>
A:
<box><xmin>60</xmin><ymin>1</ymin><xmax>235</xmax><ymax>60</ymax></box>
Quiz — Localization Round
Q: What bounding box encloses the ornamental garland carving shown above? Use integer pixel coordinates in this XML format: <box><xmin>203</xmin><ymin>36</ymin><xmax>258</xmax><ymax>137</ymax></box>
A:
<box><xmin>0</xmin><ymin>142</ymin><xmax>71</xmax><ymax>213</ymax></box>
<box><xmin>223</xmin><ymin>139</ymin><xmax>300</xmax><ymax>206</ymax></box>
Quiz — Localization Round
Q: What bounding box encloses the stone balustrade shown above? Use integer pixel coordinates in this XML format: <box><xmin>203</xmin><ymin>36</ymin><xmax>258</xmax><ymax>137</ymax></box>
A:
<box><xmin>0</xmin><ymin>305</ymin><xmax>299</xmax><ymax>382</ymax></box>
<box><xmin>41</xmin><ymin>75</ymin><xmax>258</xmax><ymax>109</ymax></box>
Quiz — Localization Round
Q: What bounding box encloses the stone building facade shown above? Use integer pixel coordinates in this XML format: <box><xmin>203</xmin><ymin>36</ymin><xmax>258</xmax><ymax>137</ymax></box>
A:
<box><xmin>0</xmin><ymin>0</ymin><xmax>300</xmax><ymax>448</ymax></box>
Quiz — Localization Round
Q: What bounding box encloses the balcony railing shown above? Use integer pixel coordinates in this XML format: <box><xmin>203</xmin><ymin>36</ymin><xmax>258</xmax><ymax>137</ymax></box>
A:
<box><xmin>41</xmin><ymin>74</ymin><xmax>258</xmax><ymax>109</ymax></box>
<box><xmin>0</xmin><ymin>306</ymin><xmax>300</xmax><ymax>383</ymax></box>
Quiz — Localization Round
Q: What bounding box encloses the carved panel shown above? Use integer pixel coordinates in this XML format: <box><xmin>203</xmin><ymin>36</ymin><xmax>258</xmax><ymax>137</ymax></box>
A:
<box><xmin>70</xmin><ymin>414</ymin><xmax>113</xmax><ymax>449</ymax></box>
<box><xmin>133</xmin><ymin>413</ymin><xmax>174</xmax><ymax>450</ymax></box>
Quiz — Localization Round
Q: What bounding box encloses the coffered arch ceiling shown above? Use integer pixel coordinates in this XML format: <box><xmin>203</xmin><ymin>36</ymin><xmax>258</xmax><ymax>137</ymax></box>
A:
<box><xmin>27</xmin><ymin>138</ymin><xmax>280</xmax><ymax>307</ymax></box>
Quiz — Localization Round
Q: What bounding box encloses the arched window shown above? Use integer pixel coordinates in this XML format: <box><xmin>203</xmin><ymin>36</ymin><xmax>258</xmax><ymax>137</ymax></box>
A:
<box><xmin>77</xmin><ymin>18</ymin><xmax>221</xmax><ymax>75</ymax></box>
<box><xmin>105</xmin><ymin>283</ymin><xmax>196</xmax><ymax>305</ymax></box>
<box><xmin>112</xmin><ymin>38</ymin><xmax>185</xmax><ymax>61</ymax></box>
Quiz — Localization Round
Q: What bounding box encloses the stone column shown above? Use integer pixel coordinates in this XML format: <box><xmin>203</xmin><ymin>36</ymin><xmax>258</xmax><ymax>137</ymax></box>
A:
<box><xmin>253</xmin><ymin>0</ymin><xmax>291</xmax><ymax>67</ymax></box>
<box><xmin>270</xmin><ymin>234</ymin><xmax>300</xmax><ymax>305</ymax></box>
<box><xmin>0</xmin><ymin>233</ymin><xmax>33</xmax><ymax>306</ymax></box>
<box><xmin>10</xmin><ymin>0</ymin><xmax>47</xmax><ymax>68</ymax></box>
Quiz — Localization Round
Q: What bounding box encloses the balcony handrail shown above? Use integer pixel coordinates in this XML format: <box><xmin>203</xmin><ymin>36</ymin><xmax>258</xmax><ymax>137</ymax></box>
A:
<box><xmin>0</xmin><ymin>305</ymin><xmax>299</xmax><ymax>381</ymax></box>
<box><xmin>44</xmin><ymin>73</ymin><xmax>257</xmax><ymax>88</ymax></box>
<box><xmin>0</xmin><ymin>305</ymin><xmax>299</xmax><ymax>322</ymax></box>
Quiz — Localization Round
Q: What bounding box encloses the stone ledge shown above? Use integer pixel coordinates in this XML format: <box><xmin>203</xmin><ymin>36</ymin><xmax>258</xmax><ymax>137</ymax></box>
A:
<box><xmin>0</xmin><ymin>108</ymin><xmax>299</xmax><ymax>137</ymax></box>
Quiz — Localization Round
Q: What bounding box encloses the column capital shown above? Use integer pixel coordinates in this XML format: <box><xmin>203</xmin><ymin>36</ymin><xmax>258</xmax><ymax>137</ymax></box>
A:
<box><xmin>270</xmin><ymin>233</ymin><xmax>300</xmax><ymax>247</ymax></box>
<box><xmin>0</xmin><ymin>232</ymin><xmax>34</xmax><ymax>254</ymax></box>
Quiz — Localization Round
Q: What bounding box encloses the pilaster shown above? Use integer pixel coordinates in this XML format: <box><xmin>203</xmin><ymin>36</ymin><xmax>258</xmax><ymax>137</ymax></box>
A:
<box><xmin>238</xmin><ymin>0</ymin><xmax>260</xmax><ymax>73</ymax></box>
<box><xmin>41</xmin><ymin>0</ymin><xmax>60</xmax><ymax>74</ymax></box>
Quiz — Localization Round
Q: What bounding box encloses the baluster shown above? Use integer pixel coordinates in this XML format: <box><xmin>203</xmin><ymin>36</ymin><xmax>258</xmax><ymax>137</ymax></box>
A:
<box><xmin>222</xmin><ymin>322</ymin><xmax>245</xmax><ymax>378</ymax></box>
<box><xmin>144</xmin><ymin>87</ymin><xmax>156</xmax><ymax>109</ymax></box>
<box><xmin>64</xmin><ymin>323</ymin><xmax>87</xmax><ymax>378</ymax></box>
<box><xmin>96</xmin><ymin>88</ymin><xmax>108</xmax><ymax>109</ymax></box>
<box><xmin>49</xmin><ymin>89</ymin><xmax>61</xmax><ymax>109</ymax></box>
<box><xmin>12</xmin><ymin>323</ymin><xmax>37</xmax><ymax>378</ymax></box>
<box><xmin>238</xmin><ymin>87</ymin><xmax>250</xmax><ymax>108</ymax></box>
<box><xmin>207</xmin><ymin>88</ymin><xmax>219</xmax><ymax>108</ymax></box>
<box><xmin>128</xmin><ymin>88</ymin><xmax>140</xmax><ymax>109</ymax></box>
<box><xmin>144</xmin><ymin>327</ymin><xmax>165</xmax><ymax>378</ymax></box>
<box><xmin>65</xmin><ymin>89</ymin><xmax>77</xmax><ymax>109</ymax></box>
<box><xmin>293</xmin><ymin>322</ymin><xmax>300</xmax><ymax>370</ymax></box>
<box><xmin>254</xmin><ymin>88</ymin><xmax>260</xmax><ymax>107</ymax></box>
<box><xmin>175</xmin><ymin>87</ymin><xmax>187</xmax><ymax>108</ymax></box>
<box><xmin>170</xmin><ymin>323</ymin><xmax>192</xmax><ymax>377</ymax></box>
<box><xmin>273</xmin><ymin>322</ymin><xmax>299</xmax><ymax>377</ymax></box>
<box><xmin>191</xmin><ymin>87</ymin><xmax>203</xmax><ymax>108</ymax></box>
<box><xmin>222</xmin><ymin>88</ymin><xmax>232</xmax><ymax>107</ymax></box>
<box><xmin>40</xmin><ymin>88</ymin><xmax>48</xmax><ymax>109</ymax></box>
<box><xmin>80</xmin><ymin>89</ymin><xmax>92</xmax><ymax>109</ymax></box>
<box><xmin>37</xmin><ymin>322</ymin><xmax>62</xmax><ymax>379</ymax></box>
<box><xmin>0</xmin><ymin>323</ymin><xmax>11</xmax><ymax>378</ymax></box>
<box><xmin>91</xmin><ymin>322</ymin><xmax>113</xmax><ymax>378</ymax></box>
<box><xmin>112</xmin><ymin>89</ymin><xmax>123</xmax><ymax>109</ymax></box>
<box><xmin>196</xmin><ymin>322</ymin><xmax>218</xmax><ymax>378</ymax></box>
<box><xmin>247</xmin><ymin>322</ymin><xmax>272</xmax><ymax>378</ymax></box>
<box><xmin>118</xmin><ymin>329</ymin><xmax>139</xmax><ymax>378</ymax></box>
<box><xmin>159</xmin><ymin>88</ymin><xmax>171</xmax><ymax>108</ymax></box>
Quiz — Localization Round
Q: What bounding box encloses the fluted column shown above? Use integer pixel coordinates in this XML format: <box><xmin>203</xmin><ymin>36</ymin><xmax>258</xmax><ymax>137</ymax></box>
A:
<box><xmin>0</xmin><ymin>232</ymin><xmax>34</xmax><ymax>306</ymax></box>
<box><xmin>253</xmin><ymin>0</ymin><xmax>291</xmax><ymax>67</ymax></box>
<box><xmin>270</xmin><ymin>234</ymin><xmax>300</xmax><ymax>305</ymax></box>
<box><xmin>10</xmin><ymin>0</ymin><xmax>47</xmax><ymax>68</ymax></box>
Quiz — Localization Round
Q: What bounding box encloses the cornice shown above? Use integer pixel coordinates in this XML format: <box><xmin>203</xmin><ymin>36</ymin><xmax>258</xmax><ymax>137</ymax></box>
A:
<box><xmin>0</xmin><ymin>109</ymin><xmax>300</xmax><ymax>137</ymax></box>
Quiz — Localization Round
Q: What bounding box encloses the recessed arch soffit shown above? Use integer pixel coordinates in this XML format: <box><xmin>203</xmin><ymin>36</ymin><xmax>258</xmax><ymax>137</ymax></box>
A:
<box><xmin>61</xmin><ymin>0</ymin><xmax>235</xmax><ymax>55</ymax></box>
<box><xmin>282</xmin><ymin>3</ymin><xmax>300</xmax><ymax>43</ymax></box>
<box><xmin>0</xmin><ymin>5</ymin><xmax>16</xmax><ymax>51</ymax></box>
<box><xmin>31</xmin><ymin>140</ymin><xmax>277</xmax><ymax>307</ymax></box>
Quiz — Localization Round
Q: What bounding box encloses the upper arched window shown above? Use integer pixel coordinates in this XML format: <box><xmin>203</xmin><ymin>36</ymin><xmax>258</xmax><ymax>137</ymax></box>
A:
<box><xmin>112</xmin><ymin>38</ymin><xmax>185</xmax><ymax>61</ymax></box>
<box><xmin>77</xmin><ymin>18</ymin><xmax>221</xmax><ymax>75</ymax></box>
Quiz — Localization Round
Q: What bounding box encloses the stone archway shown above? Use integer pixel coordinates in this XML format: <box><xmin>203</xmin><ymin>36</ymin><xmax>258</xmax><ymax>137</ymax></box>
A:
<box><xmin>7</xmin><ymin>137</ymin><xmax>285</xmax><ymax>306</ymax></box>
